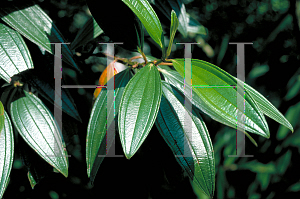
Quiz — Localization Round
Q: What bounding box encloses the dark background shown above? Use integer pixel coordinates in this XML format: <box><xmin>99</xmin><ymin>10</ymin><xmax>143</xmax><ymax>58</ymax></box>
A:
<box><xmin>2</xmin><ymin>0</ymin><xmax>300</xmax><ymax>198</ymax></box>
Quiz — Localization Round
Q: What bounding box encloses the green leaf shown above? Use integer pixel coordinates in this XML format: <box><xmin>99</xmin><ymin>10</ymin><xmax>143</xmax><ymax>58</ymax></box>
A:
<box><xmin>243</xmin><ymin>79</ymin><xmax>293</xmax><ymax>133</ymax></box>
<box><xmin>86</xmin><ymin>69</ymin><xmax>132</xmax><ymax>178</ymax></box>
<box><xmin>0</xmin><ymin>101</ymin><xmax>4</xmax><ymax>134</ymax></box>
<box><xmin>190</xmin><ymin>180</ymin><xmax>211</xmax><ymax>199</ymax></box>
<box><xmin>19</xmin><ymin>69</ymin><xmax>82</xmax><ymax>122</ymax></box>
<box><xmin>284</xmin><ymin>72</ymin><xmax>300</xmax><ymax>100</ymax></box>
<box><xmin>155</xmin><ymin>81</ymin><xmax>214</xmax><ymax>198</ymax></box>
<box><xmin>277</xmin><ymin>102</ymin><xmax>300</xmax><ymax>140</ymax></box>
<box><xmin>0</xmin><ymin>4</ymin><xmax>80</xmax><ymax>71</ymax></box>
<box><xmin>276</xmin><ymin>150</ymin><xmax>291</xmax><ymax>174</ymax></box>
<box><xmin>118</xmin><ymin>63</ymin><xmax>162</xmax><ymax>159</ymax></box>
<box><xmin>171</xmin><ymin>59</ymin><xmax>270</xmax><ymax>138</ymax></box>
<box><xmin>159</xmin><ymin>66</ymin><xmax>258</xmax><ymax>146</ymax></box>
<box><xmin>0</xmin><ymin>23</ymin><xmax>34</xmax><ymax>83</ymax></box>
<box><xmin>238</xmin><ymin>161</ymin><xmax>276</xmax><ymax>174</ymax></box>
<box><xmin>0</xmin><ymin>111</ymin><xmax>14</xmax><ymax>199</ymax></box>
<box><xmin>167</xmin><ymin>0</ymin><xmax>188</xmax><ymax>38</ymax></box>
<box><xmin>122</xmin><ymin>0</ymin><xmax>164</xmax><ymax>49</ymax></box>
<box><xmin>27</xmin><ymin>171</ymin><xmax>37</xmax><ymax>189</ymax></box>
<box><xmin>287</xmin><ymin>182</ymin><xmax>300</xmax><ymax>192</ymax></box>
<box><xmin>149</xmin><ymin>0</ymin><xmax>188</xmax><ymax>37</ymax></box>
<box><xmin>70</xmin><ymin>17</ymin><xmax>103</xmax><ymax>50</ymax></box>
<box><xmin>216</xmin><ymin>167</ymin><xmax>226</xmax><ymax>199</ymax></box>
<box><xmin>10</xmin><ymin>91</ymin><xmax>68</xmax><ymax>177</ymax></box>
<box><xmin>166</xmin><ymin>10</ymin><xmax>179</xmax><ymax>58</ymax></box>
<box><xmin>256</xmin><ymin>173</ymin><xmax>270</xmax><ymax>191</ymax></box>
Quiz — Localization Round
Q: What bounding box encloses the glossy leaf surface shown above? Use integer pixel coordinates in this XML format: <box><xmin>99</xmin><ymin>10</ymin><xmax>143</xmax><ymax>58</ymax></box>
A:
<box><xmin>71</xmin><ymin>17</ymin><xmax>103</xmax><ymax>50</ymax></box>
<box><xmin>122</xmin><ymin>0</ymin><xmax>164</xmax><ymax>49</ymax></box>
<box><xmin>172</xmin><ymin>59</ymin><xmax>270</xmax><ymax>138</ymax></box>
<box><xmin>0</xmin><ymin>111</ymin><xmax>14</xmax><ymax>199</ymax></box>
<box><xmin>166</xmin><ymin>10</ymin><xmax>179</xmax><ymax>58</ymax></box>
<box><xmin>87</xmin><ymin>69</ymin><xmax>132</xmax><ymax>178</ymax></box>
<box><xmin>167</xmin><ymin>0</ymin><xmax>188</xmax><ymax>37</ymax></box>
<box><xmin>0</xmin><ymin>23</ymin><xmax>33</xmax><ymax>83</ymax></box>
<box><xmin>118</xmin><ymin>63</ymin><xmax>162</xmax><ymax>159</ymax></box>
<box><xmin>242</xmin><ymin>79</ymin><xmax>293</xmax><ymax>132</ymax></box>
<box><xmin>10</xmin><ymin>91</ymin><xmax>68</xmax><ymax>177</ymax></box>
<box><xmin>155</xmin><ymin>81</ymin><xmax>214</xmax><ymax>198</ymax></box>
<box><xmin>19</xmin><ymin>69</ymin><xmax>81</xmax><ymax>122</ymax></box>
<box><xmin>159</xmin><ymin>66</ymin><xmax>258</xmax><ymax>146</ymax></box>
<box><xmin>0</xmin><ymin>4</ymin><xmax>79</xmax><ymax>71</ymax></box>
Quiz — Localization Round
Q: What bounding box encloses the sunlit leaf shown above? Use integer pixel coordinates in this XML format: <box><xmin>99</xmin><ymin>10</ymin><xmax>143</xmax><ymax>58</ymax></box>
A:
<box><xmin>0</xmin><ymin>23</ymin><xmax>33</xmax><ymax>83</ymax></box>
<box><xmin>118</xmin><ymin>63</ymin><xmax>162</xmax><ymax>159</ymax></box>
<box><xmin>241</xmin><ymin>78</ymin><xmax>293</xmax><ymax>133</ymax></box>
<box><xmin>155</xmin><ymin>81</ymin><xmax>214</xmax><ymax>198</ymax></box>
<box><xmin>167</xmin><ymin>0</ymin><xmax>188</xmax><ymax>37</ymax></box>
<box><xmin>159</xmin><ymin>65</ymin><xmax>258</xmax><ymax>146</ymax></box>
<box><xmin>0</xmin><ymin>111</ymin><xmax>14</xmax><ymax>198</ymax></box>
<box><xmin>277</xmin><ymin>102</ymin><xmax>300</xmax><ymax>140</ymax></box>
<box><xmin>10</xmin><ymin>91</ymin><xmax>68</xmax><ymax>177</ymax></box>
<box><xmin>0</xmin><ymin>4</ymin><xmax>80</xmax><ymax>71</ymax></box>
<box><xmin>122</xmin><ymin>0</ymin><xmax>164</xmax><ymax>49</ymax></box>
<box><xmin>171</xmin><ymin>59</ymin><xmax>270</xmax><ymax>138</ymax></box>
<box><xmin>93</xmin><ymin>61</ymin><xmax>118</xmax><ymax>100</ymax></box>
<box><xmin>166</xmin><ymin>10</ymin><xmax>179</xmax><ymax>58</ymax></box>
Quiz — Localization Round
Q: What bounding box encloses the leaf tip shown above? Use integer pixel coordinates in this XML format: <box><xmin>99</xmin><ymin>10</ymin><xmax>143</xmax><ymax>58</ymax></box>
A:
<box><xmin>125</xmin><ymin>153</ymin><xmax>132</xmax><ymax>160</ymax></box>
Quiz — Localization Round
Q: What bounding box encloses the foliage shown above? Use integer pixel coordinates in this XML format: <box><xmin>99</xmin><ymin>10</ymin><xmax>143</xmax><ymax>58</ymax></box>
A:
<box><xmin>0</xmin><ymin>0</ymin><xmax>298</xmax><ymax>198</ymax></box>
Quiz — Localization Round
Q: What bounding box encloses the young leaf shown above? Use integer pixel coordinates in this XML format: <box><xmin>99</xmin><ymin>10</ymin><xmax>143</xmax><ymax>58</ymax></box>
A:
<box><xmin>10</xmin><ymin>91</ymin><xmax>68</xmax><ymax>177</ymax></box>
<box><xmin>159</xmin><ymin>66</ymin><xmax>258</xmax><ymax>146</ymax></box>
<box><xmin>166</xmin><ymin>10</ymin><xmax>179</xmax><ymax>58</ymax></box>
<box><xmin>87</xmin><ymin>69</ymin><xmax>132</xmax><ymax>178</ymax></box>
<box><xmin>155</xmin><ymin>81</ymin><xmax>214</xmax><ymax>198</ymax></box>
<box><xmin>0</xmin><ymin>23</ymin><xmax>34</xmax><ymax>83</ymax></box>
<box><xmin>122</xmin><ymin>0</ymin><xmax>164</xmax><ymax>49</ymax></box>
<box><xmin>93</xmin><ymin>61</ymin><xmax>118</xmax><ymax>100</ymax></box>
<box><xmin>0</xmin><ymin>111</ymin><xmax>14</xmax><ymax>199</ymax></box>
<box><xmin>0</xmin><ymin>4</ymin><xmax>80</xmax><ymax>71</ymax></box>
<box><xmin>150</xmin><ymin>0</ymin><xmax>188</xmax><ymax>37</ymax></box>
<box><xmin>167</xmin><ymin>0</ymin><xmax>188</xmax><ymax>37</ymax></box>
<box><xmin>70</xmin><ymin>17</ymin><xmax>103</xmax><ymax>50</ymax></box>
<box><xmin>118</xmin><ymin>63</ymin><xmax>162</xmax><ymax>159</ymax></box>
<box><xmin>171</xmin><ymin>59</ymin><xmax>270</xmax><ymax>138</ymax></box>
<box><xmin>27</xmin><ymin>171</ymin><xmax>37</xmax><ymax>189</ymax></box>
